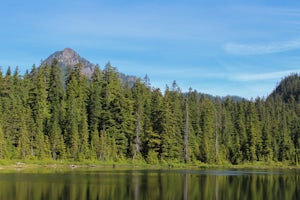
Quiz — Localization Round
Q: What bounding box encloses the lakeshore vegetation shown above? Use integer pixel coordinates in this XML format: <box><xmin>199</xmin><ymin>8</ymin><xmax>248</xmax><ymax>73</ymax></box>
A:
<box><xmin>0</xmin><ymin>59</ymin><xmax>300</xmax><ymax>166</ymax></box>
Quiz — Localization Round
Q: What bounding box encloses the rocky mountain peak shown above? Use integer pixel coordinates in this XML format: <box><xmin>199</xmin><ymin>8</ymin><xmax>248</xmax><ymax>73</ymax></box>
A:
<box><xmin>42</xmin><ymin>48</ymin><xmax>95</xmax><ymax>77</ymax></box>
<box><xmin>41</xmin><ymin>48</ymin><xmax>137</xmax><ymax>86</ymax></box>
<box><xmin>61</xmin><ymin>48</ymin><xmax>77</xmax><ymax>60</ymax></box>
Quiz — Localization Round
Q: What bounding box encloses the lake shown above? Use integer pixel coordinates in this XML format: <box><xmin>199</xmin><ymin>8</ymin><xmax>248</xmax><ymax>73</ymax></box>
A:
<box><xmin>0</xmin><ymin>168</ymin><xmax>299</xmax><ymax>200</ymax></box>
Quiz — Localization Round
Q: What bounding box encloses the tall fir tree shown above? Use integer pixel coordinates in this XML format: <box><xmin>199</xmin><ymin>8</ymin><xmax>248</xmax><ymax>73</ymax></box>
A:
<box><xmin>28</xmin><ymin>65</ymin><xmax>51</xmax><ymax>159</ymax></box>
<box><xmin>147</xmin><ymin>88</ymin><xmax>163</xmax><ymax>162</ymax></box>
<box><xmin>65</xmin><ymin>63</ymin><xmax>89</xmax><ymax>160</ymax></box>
<box><xmin>160</xmin><ymin>82</ymin><xmax>184</xmax><ymax>161</ymax></box>
<box><xmin>199</xmin><ymin>95</ymin><xmax>215</xmax><ymax>163</ymax></box>
<box><xmin>88</xmin><ymin>65</ymin><xmax>103</xmax><ymax>159</ymax></box>
<box><xmin>101</xmin><ymin>63</ymin><xmax>134</xmax><ymax>159</ymax></box>
<box><xmin>186</xmin><ymin>89</ymin><xmax>202</xmax><ymax>162</ymax></box>
<box><xmin>47</xmin><ymin>59</ymin><xmax>66</xmax><ymax>159</ymax></box>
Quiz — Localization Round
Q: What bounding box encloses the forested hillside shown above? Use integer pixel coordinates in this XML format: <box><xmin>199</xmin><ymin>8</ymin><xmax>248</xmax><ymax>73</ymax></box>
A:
<box><xmin>269</xmin><ymin>74</ymin><xmax>300</xmax><ymax>103</ymax></box>
<box><xmin>0</xmin><ymin>59</ymin><xmax>299</xmax><ymax>165</ymax></box>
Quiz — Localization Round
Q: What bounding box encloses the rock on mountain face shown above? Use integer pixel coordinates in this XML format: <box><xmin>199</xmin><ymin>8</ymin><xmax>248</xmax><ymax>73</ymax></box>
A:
<box><xmin>41</xmin><ymin>48</ymin><xmax>94</xmax><ymax>78</ymax></box>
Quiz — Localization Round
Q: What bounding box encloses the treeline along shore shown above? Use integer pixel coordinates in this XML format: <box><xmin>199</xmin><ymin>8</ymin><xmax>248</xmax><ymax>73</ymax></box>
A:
<box><xmin>1</xmin><ymin>59</ymin><xmax>300</xmax><ymax>167</ymax></box>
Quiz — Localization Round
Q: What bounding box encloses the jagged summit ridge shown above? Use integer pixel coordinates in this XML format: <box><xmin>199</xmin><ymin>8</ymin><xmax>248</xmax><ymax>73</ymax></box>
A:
<box><xmin>42</xmin><ymin>48</ymin><xmax>94</xmax><ymax>77</ymax></box>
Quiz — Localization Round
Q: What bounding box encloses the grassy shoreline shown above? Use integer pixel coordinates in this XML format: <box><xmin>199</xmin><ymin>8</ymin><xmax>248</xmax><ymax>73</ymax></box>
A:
<box><xmin>0</xmin><ymin>159</ymin><xmax>299</xmax><ymax>171</ymax></box>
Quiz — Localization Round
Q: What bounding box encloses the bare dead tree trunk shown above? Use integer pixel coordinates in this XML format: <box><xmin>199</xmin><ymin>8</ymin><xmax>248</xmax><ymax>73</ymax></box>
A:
<box><xmin>184</xmin><ymin>98</ymin><xmax>189</xmax><ymax>163</ymax></box>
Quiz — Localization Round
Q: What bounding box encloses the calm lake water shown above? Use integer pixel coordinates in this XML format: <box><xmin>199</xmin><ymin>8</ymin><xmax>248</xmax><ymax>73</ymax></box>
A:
<box><xmin>0</xmin><ymin>168</ymin><xmax>299</xmax><ymax>200</ymax></box>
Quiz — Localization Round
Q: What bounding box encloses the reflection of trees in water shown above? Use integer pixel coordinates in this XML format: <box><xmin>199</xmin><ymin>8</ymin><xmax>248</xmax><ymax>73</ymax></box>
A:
<box><xmin>133</xmin><ymin>173</ymin><xmax>139</xmax><ymax>200</ymax></box>
<box><xmin>184</xmin><ymin>173</ymin><xmax>188</xmax><ymax>200</ymax></box>
<box><xmin>214</xmin><ymin>175</ymin><xmax>218</xmax><ymax>200</ymax></box>
<box><xmin>0</xmin><ymin>170</ymin><xmax>299</xmax><ymax>199</ymax></box>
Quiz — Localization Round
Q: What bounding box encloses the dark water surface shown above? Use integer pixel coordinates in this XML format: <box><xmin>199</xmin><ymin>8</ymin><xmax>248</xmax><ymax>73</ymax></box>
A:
<box><xmin>0</xmin><ymin>168</ymin><xmax>299</xmax><ymax>200</ymax></box>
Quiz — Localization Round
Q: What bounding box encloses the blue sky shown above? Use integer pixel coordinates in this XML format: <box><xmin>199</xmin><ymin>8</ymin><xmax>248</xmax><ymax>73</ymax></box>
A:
<box><xmin>1</xmin><ymin>0</ymin><xmax>300</xmax><ymax>99</ymax></box>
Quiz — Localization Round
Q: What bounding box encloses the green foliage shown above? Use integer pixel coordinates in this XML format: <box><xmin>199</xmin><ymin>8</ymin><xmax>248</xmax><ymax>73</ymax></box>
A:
<box><xmin>147</xmin><ymin>149</ymin><xmax>159</xmax><ymax>164</ymax></box>
<box><xmin>0</xmin><ymin>63</ymin><xmax>300</xmax><ymax>166</ymax></box>
<box><xmin>47</xmin><ymin>59</ymin><xmax>66</xmax><ymax>160</ymax></box>
<box><xmin>269</xmin><ymin>73</ymin><xmax>300</xmax><ymax>103</ymax></box>
<box><xmin>0</xmin><ymin>122</ymin><xmax>8</xmax><ymax>159</ymax></box>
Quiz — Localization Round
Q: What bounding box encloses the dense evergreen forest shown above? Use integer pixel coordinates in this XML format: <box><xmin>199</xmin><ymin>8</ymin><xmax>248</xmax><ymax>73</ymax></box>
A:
<box><xmin>0</xmin><ymin>59</ymin><xmax>300</xmax><ymax>165</ymax></box>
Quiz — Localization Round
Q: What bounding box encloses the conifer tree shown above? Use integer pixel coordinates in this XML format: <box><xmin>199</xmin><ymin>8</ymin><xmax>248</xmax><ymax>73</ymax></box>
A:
<box><xmin>12</xmin><ymin>68</ymin><xmax>31</xmax><ymax>159</ymax></box>
<box><xmin>160</xmin><ymin>82</ymin><xmax>184</xmax><ymax>161</ymax></box>
<box><xmin>88</xmin><ymin>65</ymin><xmax>104</xmax><ymax>159</ymax></box>
<box><xmin>147</xmin><ymin>88</ymin><xmax>163</xmax><ymax>160</ymax></box>
<box><xmin>101</xmin><ymin>63</ymin><xmax>134</xmax><ymax>159</ymax></box>
<box><xmin>28</xmin><ymin>65</ymin><xmax>51</xmax><ymax>159</ymax></box>
<box><xmin>186</xmin><ymin>89</ymin><xmax>201</xmax><ymax>161</ymax></box>
<box><xmin>47</xmin><ymin>59</ymin><xmax>66</xmax><ymax>159</ymax></box>
<box><xmin>235</xmin><ymin>101</ymin><xmax>248</xmax><ymax>162</ymax></box>
<box><xmin>131</xmin><ymin>79</ymin><xmax>144</xmax><ymax>159</ymax></box>
<box><xmin>131</xmin><ymin>78</ymin><xmax>152</xmax><ymax>160</ymax></box>
<box><xmin>65</xmin><ymin>63</ymin><xmax>89</xmax><ymax>160</ymax></box>
<box><xmin>199</xmin><ymin>95</ymin><xmax>215</xmax><ymax>163</ymax></box>
<box><xmin>261</xmin><ymin>112</ymin><xmax>273</xmax><ymax>161</ymax></box>
<box><xmin>0</xmin><ymin>72</ymin><xmax>8</xmax><ymax>159</ymax></box>
<box><xmin>88</xmin><ymin>65</ymin><xmax>103</xmax><ymax>132</ymax></box>
<box><xmin>0</xmin><ymin>122</ymin><xmax>8</xmax><ymax>159</ymax></box>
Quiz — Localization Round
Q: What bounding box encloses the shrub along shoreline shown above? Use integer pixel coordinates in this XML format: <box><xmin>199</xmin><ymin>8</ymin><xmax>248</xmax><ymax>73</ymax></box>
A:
<box><xmin>0</xmin><ymin>159</ymin><xmax>298</xmax><ymax>171</ymax></box>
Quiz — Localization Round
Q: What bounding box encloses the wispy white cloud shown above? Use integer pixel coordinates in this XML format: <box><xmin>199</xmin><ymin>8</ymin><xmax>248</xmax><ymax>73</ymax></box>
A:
<box><xmin>224</xmin><ymin>39</ymin><xmax>300</xmax><ymax>55</ymax></box>
<box><xmin>232</xmin><ymin>69</ymin><xmax>300</xmax><ymax>81</ymax></box>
